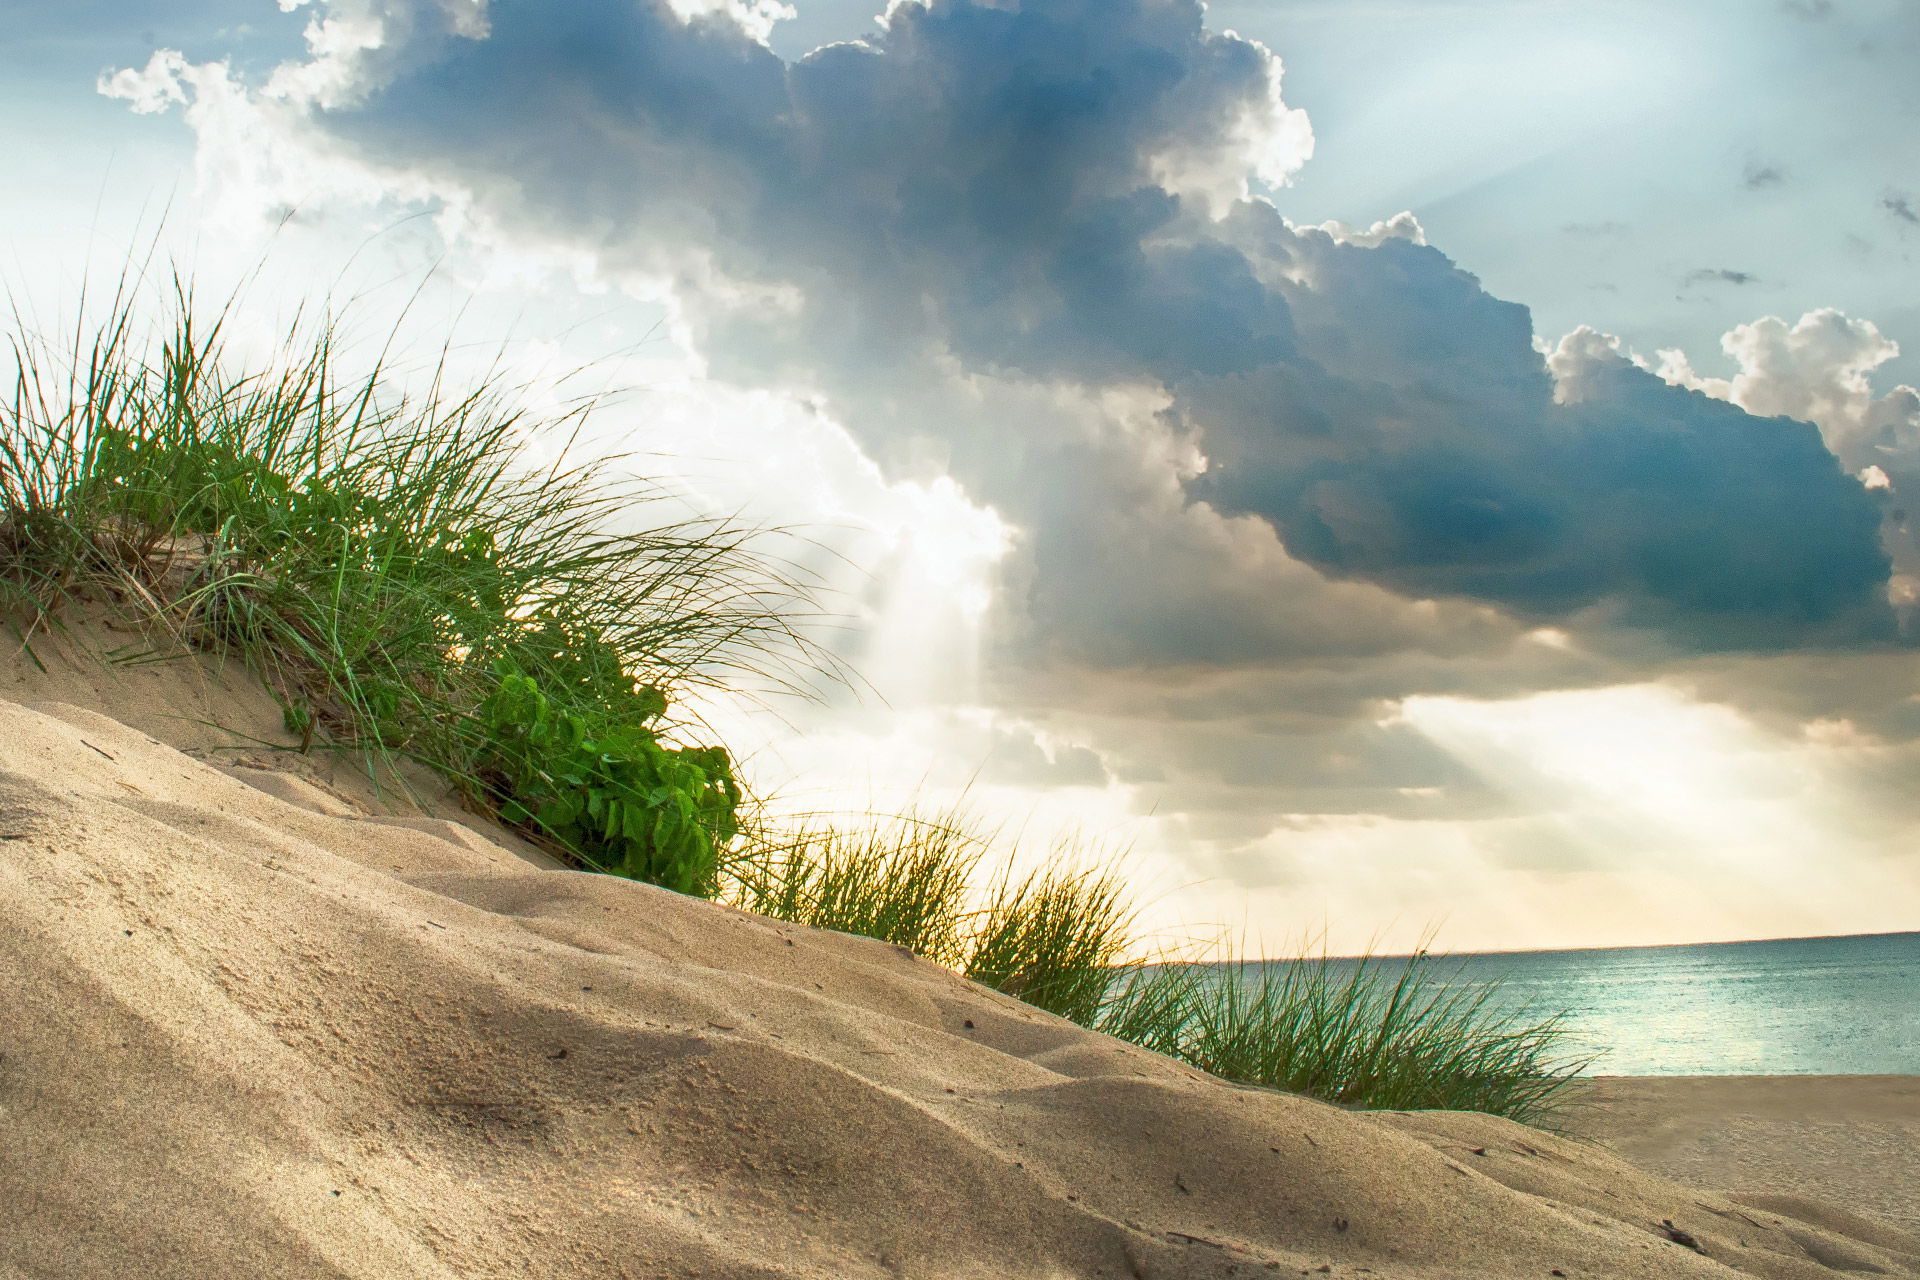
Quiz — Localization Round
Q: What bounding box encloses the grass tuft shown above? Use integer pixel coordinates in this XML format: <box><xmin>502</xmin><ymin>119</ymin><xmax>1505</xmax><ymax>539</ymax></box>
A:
<box><xmin>724</xmin><ymin>814</ymin><xmax>1588</xmax><ymax>1126</ymax></box>
<box><xmin>963</xmin><ymin>857</ymin><xmax>1136</xmax><ymax>1024</ymax></box>
<box><xmin>1095</xmin><ymin>940</ymin><xmax>1594</xmax><ymax>1128</ymax></box>
<box><xmin>722</xmin><ymin>810</ymin><xmax>984</xmax><ymax>967</ymax></box>
<box><xmin>2</xmin><ymin>270</ymin><xmax>826</xmax><ymax>889</ymax></box>
<box><xmin>722</xmin><ymin>810</ymin><xmax>1139</xmax><ymax>1022</ymax></box>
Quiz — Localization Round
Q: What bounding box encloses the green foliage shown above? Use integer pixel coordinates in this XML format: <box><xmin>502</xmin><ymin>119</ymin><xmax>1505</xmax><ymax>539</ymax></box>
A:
<box><xmin>1</xmin><ymin>269</ymin><xmax>823</xmax><ymax>892</ymax></box>
<box><xmin>724</xmin><ymin>813</ymin><xmax>984</xmax><ymax>967</ymax></box>
<box><xmin>962</xmin><ymin>862</ymin><xmax>1135</xmax><ymax>1024</ymax></box>
<box><xmin>722</xmin><ymin>813</ymin><xmax>1586</xmax><ymax>1126</ymax></box>
<box><xmin>475</xmin><ymin>661</ymin><xmax>738</xmax><ymax>896</ymax></box>
<box><xmin>1093</xmin><ymin>942</ymin><xmax>1593</xmax><ymax>1129</ymax></box>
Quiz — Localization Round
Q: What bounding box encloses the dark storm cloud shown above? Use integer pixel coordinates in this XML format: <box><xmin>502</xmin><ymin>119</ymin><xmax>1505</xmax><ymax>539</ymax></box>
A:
<box><xmin>977</xmin><ymin>725</ymin><xmax>1111</xmax><ymax>789</ymax></box>
<box><xmin>322</xmin><ymin>0</ymin><xmax>1299</xmax><ymax>391</ymax></box>
<box><xmin>1192</xmin><ymin>219</ymin><xmax>1888</xmax><ymax>647</ymax></box>
<box><xmin>218</xmin><ymin>0</ymin><xmax>1897</xmax><ymax>656</ymax></box>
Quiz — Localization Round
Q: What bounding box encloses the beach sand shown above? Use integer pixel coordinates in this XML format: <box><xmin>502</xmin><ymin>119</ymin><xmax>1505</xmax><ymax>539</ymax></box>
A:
<box><xmin>1564</xmin><ymin>1075</ymin><xmax>1920</xmax><ymax>1235</ymax></box>
<box><xmin>3</xmin><ymin>625</ymin><xmax>1917</xmax><ymax>1278</ymax></box>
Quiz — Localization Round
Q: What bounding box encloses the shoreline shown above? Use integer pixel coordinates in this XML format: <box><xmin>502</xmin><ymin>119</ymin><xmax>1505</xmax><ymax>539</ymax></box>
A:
<box><xmin>1559</xmin><ymin>1074</ymin><xmax>1920</xmax><ymax>1233</ymax></box>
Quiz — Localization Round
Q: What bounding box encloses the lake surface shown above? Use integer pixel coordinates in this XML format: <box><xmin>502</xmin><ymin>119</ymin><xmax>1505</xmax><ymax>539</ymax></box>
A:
<box><xmin>1252</xmin><ymin>929</ymin><xmax>1920</xmax><ymax>1076</ymax></box>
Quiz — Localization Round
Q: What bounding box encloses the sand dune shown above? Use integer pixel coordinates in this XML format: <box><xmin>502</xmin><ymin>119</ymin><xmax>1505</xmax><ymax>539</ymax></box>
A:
<box><xmin>1567</xmin><ymin>1076</ymin><xmax>1920</xmax><ymax>1236</ymax></box>
<box><xmin>1</xmin><ymin>661</ymin><xmax>1916</xmax><ymax>1277</ymax></box>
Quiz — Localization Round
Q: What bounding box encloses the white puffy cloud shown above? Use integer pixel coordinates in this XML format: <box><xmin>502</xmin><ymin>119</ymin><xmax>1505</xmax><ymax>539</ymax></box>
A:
<box><xmin>1539</xmin><ymin>323</ymin><xmax>1630</xmax><ymax>404</ymax></box>
<box><xmin>1643</xmin><ymin>309</ymin><xmax>1920</xmax><ymax>619</ymax></box>
<box><xmin>1654</xmin><ymin>308</ymin><xmax>1920</xmax><ymax>472</ymax></box>
<box><xmin>97</xmin><ymin>49</ymin><xmax>197</xmax><ymax>115</ymax></box>
<box><xmin>1306</xmin><ymin>209</ymin><xmax>1427</xmax><ymax>249</ymax></box>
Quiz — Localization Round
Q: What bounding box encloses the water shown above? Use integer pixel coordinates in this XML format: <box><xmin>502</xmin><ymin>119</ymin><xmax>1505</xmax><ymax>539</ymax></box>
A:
<box><xmin>1254</xmin><ymin>930</ymin><xmax>1920</xmax><ymax>1076</ymax></box>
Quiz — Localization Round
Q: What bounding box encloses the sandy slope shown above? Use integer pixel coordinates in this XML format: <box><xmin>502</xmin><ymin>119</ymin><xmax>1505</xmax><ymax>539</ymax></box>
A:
<box><xmin>1568</xmin><ymin>1076</ymin><xmax>1920</xmax><ymax>1235</ymax></box>
<box><xmin>1</xmin><ymin>642</ymin><xmax>1916</xmax><ymax>1277</ymax></box>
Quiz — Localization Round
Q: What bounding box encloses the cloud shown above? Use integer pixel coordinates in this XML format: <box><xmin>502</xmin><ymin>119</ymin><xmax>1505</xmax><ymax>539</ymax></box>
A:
<box><xmin>976</xmin><ymin>721</ymin><xmax>1112</xmax><ymax>789</ymax></box>
<box><xmin>1883</xmin><ymin>190</ymin><xmax>1920</xmax><ymax>225</ymax></box>
<box><xmin>1654</xmin><ymin>309</ymin><xmax>1919</xmax><ymax>473</ymax></box>
<box><xmin>1742</xmin><ymin>161</ymin><xmax>1785</xmax><ymax>189</ymax></box>
<box><xmin>1308</xmin><ymin>211</ymin><xmax>1426</xmax><ymax>249</ymax></box>
<box><xmin>1651</xmin><ymin>308</ymin><xmax>1920</xmax><ymax>618</ymax></box>
<box><xmin>98</xmin><ymin>49</ymin><xmax>196</xmax><ymax>114</ymax></box>
<box><xmin>993</xmin><ymin>629</ymin><xmax>1619</xmax><ymax>826</ymax></box>
<box><xmin>106</xmin><ymin>0</ymin><xmax>1903</xmax><ymax>665</ymax></box>
<box><xmin>1684</xmin><ymin>267</ymin><xmax>1760</xmax><ymax>286</ymax></box>
<box><xmin>100</xmin><ymin>0</ymin><xmax>1917</xmax><ymax>914</ymax></box>
<box><xmin>1184</xmin><ymin>223</ymin><xmax>1889</xmax><ymax>649</ymax></box>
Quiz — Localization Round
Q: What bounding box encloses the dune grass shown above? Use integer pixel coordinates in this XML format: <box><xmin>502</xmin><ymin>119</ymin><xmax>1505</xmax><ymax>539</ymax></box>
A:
<box><xmin>722</xmin><ymin>811</ymin><xmax>986</xmax><ymax>968</ymax></box>
<box><xmin>1</xmin><ymin>270</ymin><xmax>1590</xmax><ymax>1125</ymax></box>
<box><xmin>725</xmin><ymin>810</ymin><xmax>1589</xmax><ymax>1126</ymax></box>
<box><xmin>722</xmin><ymin>811</ymin><xmax>1140</xmax><ymax>1023</ymax></box>
<box><xmin>1097</xmin><ymin>944</ymin><xmax>1594</xmax><ymax>1128</ymax></box>
<box><xmin>1</xmin><ymin>272</ymin><xmax>819</xmax><ymax>893</ymax></box>
<box><xmin>963</xmin><ymin>856</ymin><xmax>1137</xmax><ymax>1025</ymax></box>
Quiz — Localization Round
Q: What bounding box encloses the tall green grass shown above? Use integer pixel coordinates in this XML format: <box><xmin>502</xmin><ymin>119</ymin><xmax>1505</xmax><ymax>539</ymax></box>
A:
<box><xmin>1097</xmin><ymin>944</ymin><xmax>1594</xmax><ymax>1127</ymax></box>
<box><xmin>1</xmin><ymin>270</ymin><xmax>1590</xmax><ymax>1125</ymax></box>
<box><xmin>722</xmin><ymin>811</ymin><xmax>1140</xmax><ymax>1022</ymax></box>
<box><xmin>724</xmin><ymin>810</ymin><xmax>1589</xmax><ymax>1126</ymax></box>
<box><xmin>1</xmin><ymin>272</ymin><xmax>823</xmax><ymax>892</ymax></box>
<box><xmin>964</xmin><ymin>857</ymin><xmax>1136</xmax><ymax>1025</ymax></box>
<box><xmin>723</xmin><ymin>811</ymin><xmax>985</xmax><ymax>967</ymax></box>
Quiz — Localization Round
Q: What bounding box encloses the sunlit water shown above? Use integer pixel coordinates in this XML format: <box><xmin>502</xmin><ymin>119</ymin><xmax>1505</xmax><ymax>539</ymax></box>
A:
<box><xmin>1242</xmin><ymin>930</ymin><xmax>1920</xmax><ymax>1076</ymax></box>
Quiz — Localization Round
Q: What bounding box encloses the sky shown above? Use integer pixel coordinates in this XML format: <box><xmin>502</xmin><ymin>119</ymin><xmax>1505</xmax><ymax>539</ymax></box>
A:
<box><xmin>4</xmin><ymin>0</ymin><xmax>1919</xmax><ymax>957</ymax></box>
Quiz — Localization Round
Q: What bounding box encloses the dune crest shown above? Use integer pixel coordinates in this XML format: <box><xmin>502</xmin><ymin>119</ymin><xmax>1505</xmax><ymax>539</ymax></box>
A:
<box><xmin>1</xmin><ymin>694</ymin><xmax>1915</xmax><ymax>1279</ymax></box>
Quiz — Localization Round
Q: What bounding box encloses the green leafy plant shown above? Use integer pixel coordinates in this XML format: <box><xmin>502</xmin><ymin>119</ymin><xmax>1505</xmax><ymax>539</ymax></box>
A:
<box><xmin>474</xmin><ymin>660</ymin><xmax>740</xmax><ymax>896</ymax></box>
